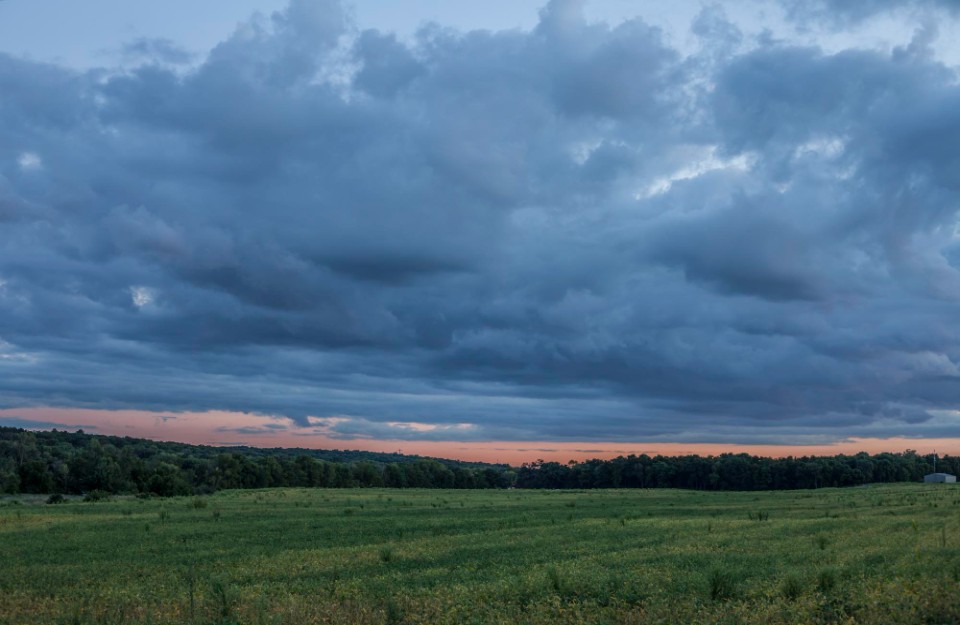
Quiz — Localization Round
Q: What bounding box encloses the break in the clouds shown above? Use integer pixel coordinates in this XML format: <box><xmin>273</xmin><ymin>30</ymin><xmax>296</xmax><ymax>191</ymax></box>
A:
<box><xmin>2</xmin><ymin>0</ymin><xmax>960</xmax><ymax>446</ymax></box>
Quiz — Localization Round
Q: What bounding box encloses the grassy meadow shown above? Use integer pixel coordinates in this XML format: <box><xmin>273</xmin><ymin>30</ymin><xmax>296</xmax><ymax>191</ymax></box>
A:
<box><xmin>2</xmin><ymin>484</ymin><xmax>960</xmax><ymax>624</ymax></box>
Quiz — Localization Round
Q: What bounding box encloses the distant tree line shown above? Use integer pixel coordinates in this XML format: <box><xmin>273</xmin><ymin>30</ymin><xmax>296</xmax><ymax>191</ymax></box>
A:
<box><xmin>0</xmin><ymin>427</ymin><xmax>953</xmax><ymax>496</ymax></box>
<box><xmin>0</xmin><ymin>428</ymin><xmax>513</xmax><ymax>496</ymax></box>
<box><xmin>515</xmin><ymin>452</ymin><xmax>954</xmax><ymax>490</ymax></box>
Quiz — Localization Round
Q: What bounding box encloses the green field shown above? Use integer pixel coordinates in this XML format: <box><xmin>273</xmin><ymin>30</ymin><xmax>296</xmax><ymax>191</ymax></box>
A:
<box><xmin>2</xmin><ymin>485</ymin><xmax>960</xmax><ymax>624</ymax></box>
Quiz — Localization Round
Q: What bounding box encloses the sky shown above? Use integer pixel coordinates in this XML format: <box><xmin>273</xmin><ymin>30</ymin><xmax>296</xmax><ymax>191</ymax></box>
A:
<box><xmin>3</xmin><ymin>0</ymin><xmax>960</xmax><ymax>464</ymax></box>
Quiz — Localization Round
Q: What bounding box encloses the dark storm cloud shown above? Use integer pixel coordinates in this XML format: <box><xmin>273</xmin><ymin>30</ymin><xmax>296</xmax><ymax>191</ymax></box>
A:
<box><xmin>3</xmin><ymin>0</ymin><xmax>960</xmax><ymax>444</ymax></box>
<box><xmin>353</xmin><ymin>30</ymin><xmax>424</xmax><ymax>98</ymax></box>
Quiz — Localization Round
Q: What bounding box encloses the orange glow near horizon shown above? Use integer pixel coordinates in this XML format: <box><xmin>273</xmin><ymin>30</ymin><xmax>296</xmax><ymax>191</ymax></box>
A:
<box><xmin>2</xmin><ymin>406</ymin><xmax>958</xmax><ymax>466</ymax></box>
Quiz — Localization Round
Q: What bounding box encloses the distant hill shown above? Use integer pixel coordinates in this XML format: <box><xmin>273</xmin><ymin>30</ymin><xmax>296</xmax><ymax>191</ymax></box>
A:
<box><xmin>4</xmin><ymin>427</ymin><xmax>505</xmax><ymax>469</ymax></box>
<box><xmin>200</xmin><ymin>442</ymin><xmax>506</xmax><ymax>471</ymax></box>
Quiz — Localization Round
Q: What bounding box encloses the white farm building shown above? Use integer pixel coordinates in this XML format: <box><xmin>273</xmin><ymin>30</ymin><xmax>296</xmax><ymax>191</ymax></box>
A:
<box><xmin>924</xmin><ymin>473</ymin><xmax>957</xmax><ymax>483</ymax></box>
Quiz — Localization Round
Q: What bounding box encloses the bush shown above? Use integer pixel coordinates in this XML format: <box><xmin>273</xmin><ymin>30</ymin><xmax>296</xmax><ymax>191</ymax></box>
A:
<box><xmin>46</xmin><ymin>493</ymin><xmax>65</xmax><ymax>505</ymax></box>
<box><xmin>83</xmin><ymin>490</ymin><xmax>111</xmax><ymax>503</ymax></box>
<box><xmin>194</xmin><ymin>484</ymin><xmax>217</xmax><ymax>496</ymax></box>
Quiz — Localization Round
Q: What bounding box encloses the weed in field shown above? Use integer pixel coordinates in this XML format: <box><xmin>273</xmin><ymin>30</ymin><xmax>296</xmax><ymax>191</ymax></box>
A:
<box><xmin>328</xmin><ymin>568</ymin><xmax>341</xmax><ymax>597</ymax></box>
<box><xmin>707</xmin><ymin>568</ymin><xmax>737</xmax><ymax>601</ymax></box>
<box><xmin>546</xmin><ymin>566</ymin><xmax>563</xmax><ymax>595</ymax></box>
<box><xmin>818</xmin><ymin>568</ymin><xmax>837</xmax><ymax>594</ymax></box>
<box><xmin>379</xmin><ymin>546</ymin><xmax>395</xmax><ymax>563</ymax></box>
<box><xmin>210</xmin><ymin>576</ymin><xmax>237</xmax><ymax>620</ymax></box>
<box><xmin>182</xmin><ymin>564</ymin><xmax>197</xmax><ymax>621</ymax></box>
<box><xmin>781</xmin><ymin>573</ymin><xmax>805</xmax><ymax>601</ymax></box>
<box><xmin>252</xmin><ymin>594</ymin><xmax>270</xmax><ymax>625</ymax></box>
<box><xmin>384</xmin><ymin>597</ymin><xmax>404</xmax><ymax>625</ymax></box>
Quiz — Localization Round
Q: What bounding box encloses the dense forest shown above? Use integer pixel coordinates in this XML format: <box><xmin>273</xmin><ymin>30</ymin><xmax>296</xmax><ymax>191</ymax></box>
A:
<box><xmin>514</xmin><ymin>453</ymin><xmax>954</xmax><ymax>490</ymax></box>
<box><xmin>0</xmin><ymin>427</ymin><xmax>953</xmax><ymax>496</ymax></box>
<box><xmin>0</xmin><ymin>428</ymin><xmax>513</xmax><ymax>496</ymax></box>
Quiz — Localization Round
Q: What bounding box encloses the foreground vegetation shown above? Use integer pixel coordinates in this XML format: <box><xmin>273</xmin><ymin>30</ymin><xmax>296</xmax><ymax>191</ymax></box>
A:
<box><xmin>1</xmin><ymin>427</ymin><xmax>953</xmax><ymax>495</ymax></box>
<box><xmin>3</xmin><ymin>484</ymin><xmax>960</xmax><ymax>624</ymax></box>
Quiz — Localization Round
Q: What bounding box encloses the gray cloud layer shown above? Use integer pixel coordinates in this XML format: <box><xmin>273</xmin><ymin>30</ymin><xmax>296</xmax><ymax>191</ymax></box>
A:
<box><xmin>2</xmin><ymin>0</ymin><xmax>960</xmax><ymax>444</ymax></box>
